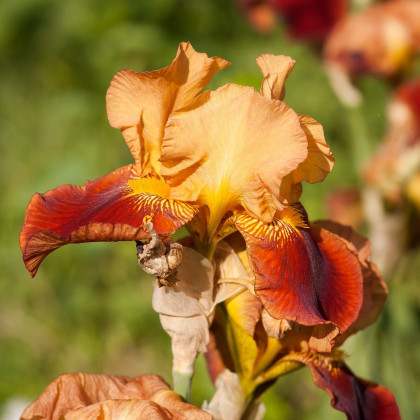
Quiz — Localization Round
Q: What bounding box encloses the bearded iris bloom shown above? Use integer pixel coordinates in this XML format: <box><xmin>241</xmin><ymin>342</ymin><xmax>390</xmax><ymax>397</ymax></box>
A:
<box><xmin>21</xmin><ymin>373</ymin><xmax>211</xmax><ymax>420</ymax></box>
<box><xmin>21</xmin><ymin>42</ymin><xmax>367</xmax><ymax>337</ymax></box>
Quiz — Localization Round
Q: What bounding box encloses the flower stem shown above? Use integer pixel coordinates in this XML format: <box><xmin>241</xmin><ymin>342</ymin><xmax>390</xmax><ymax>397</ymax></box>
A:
<box><xmin>173</xmin><ymin>370</ymin><xmax>193</xmax><ymax>402</ymax></box>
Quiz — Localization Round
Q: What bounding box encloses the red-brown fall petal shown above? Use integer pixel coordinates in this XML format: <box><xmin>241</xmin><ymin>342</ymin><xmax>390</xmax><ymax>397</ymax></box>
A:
<box><xmin>20</xmin><ymin>165</ymin><xmax>198</xmax><ymax>277</ymax></box>
<box><xmin>284</xmin><ymin>352</ymin><xmax>401</xmax><ymax>420</ymax></box>
<box><xmin>235</xmin><ymin>209</ymin><xmax>363</xmax><ymax>333</ymax></box>
<box><xmin>315</xmin><ymin>220</ymin><xmax>387</xmax><ymax>346</ymax></box>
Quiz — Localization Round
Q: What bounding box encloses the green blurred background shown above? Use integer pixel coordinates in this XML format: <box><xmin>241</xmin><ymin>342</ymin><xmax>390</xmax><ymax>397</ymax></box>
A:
<box><xmin>1</xmin><ymin>0</ymin><xmax>419</xmax><ymax>418</ymax></box>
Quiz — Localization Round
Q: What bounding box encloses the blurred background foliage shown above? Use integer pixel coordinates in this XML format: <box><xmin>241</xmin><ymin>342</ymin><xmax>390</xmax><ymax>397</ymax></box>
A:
<box><xmin>1</xmin><ymin>0</ymin><xmax>419</xmax><ymax>419</ymax></box>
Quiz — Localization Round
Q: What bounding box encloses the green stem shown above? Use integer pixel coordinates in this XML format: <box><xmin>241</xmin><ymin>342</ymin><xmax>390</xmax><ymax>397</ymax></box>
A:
<box><xmin>173</xmin><ymin>370</ymin><xmax>193</xmax><ymax>402</ymax></box>
<box><xmin>345</xmin><ymin>104</ymin><xmax>371</xmax><ymax>174</ymax></box>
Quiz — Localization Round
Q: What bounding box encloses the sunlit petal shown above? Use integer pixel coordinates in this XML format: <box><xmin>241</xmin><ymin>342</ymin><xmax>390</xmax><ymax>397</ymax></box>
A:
<box><xmin>20</xmin><ymin>165</ymin><xmax>198</xmax><ymax>276</ymax></box>
<box><xmin>284</xmin><ymin>352</ymin><xmax>401</xmax><ymax>420</ymax></box>
<box><xmin>21</xmin><ymin>373</ymin><xmax>211</xmax><ymax>420</ymax></box>
<box><xmin>234</xmin><ymin>207</ymin><xmax>363</xmax><ymax>332</ymax></box>
<box><xmin>257</xmin><ymin>54</ymin><xmax>296</xmax><ymax>100</ymax></box>
<box><xmin>106</xmin><ymin>42</ymin><xmax>230</xmax><ymax>175</ymax></box>
<box><xmin>161</xmin><ymin>83</ymin><xmax>308</xmax><ymax>234</ymax></box>
<box><xmin>281</xmin><ymin>115</ymin><xmax>334</xmax><ymax>203</ymax></box>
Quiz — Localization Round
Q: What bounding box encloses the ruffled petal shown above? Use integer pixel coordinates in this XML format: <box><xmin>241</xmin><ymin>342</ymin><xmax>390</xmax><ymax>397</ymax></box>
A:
<box><xmin>234</xmin><ymin>207</ymin><xmax>363</xmax><ymax>332</ymax></box>
<box><xmin>63</xmin><ymin>399</ymin><xmax>174</xmax><ymax>420</ymax></box>
<box><xmin>106</xmin><ymin>42</ymin><xmax>230</xmax><ymax>175</ymax></box>
<box><xmin>257</xmin><ymin>54</ymin><xmax>296</xmax><ymax>100</ymax></box>
<box><xmin>315</xmin><ymin>221</ymin><xmax>387</xmax><ymax>346</ymax></box>
<box><xmin>21</xmin><ymin>373</ymin><xmax>211</xmax><ymax>420</ymax></box>
<box><xmin>20</xmin><ymin>165</ymin><xmax>198</xmax><ymax>276</ymax></box>
<box><xmin>161</xmin><ymin>83</ymin><xmax>308</xmax><ymax>234</ymax></box>
<box><xmin>280</xmin><ymin>115</ymin><xmax>334</xmax><ymax>203</ymax></box>
<box><xmin>284</xmin><ymin>352</ymin><xmax>401</xmax><ymax>420</ymax></box>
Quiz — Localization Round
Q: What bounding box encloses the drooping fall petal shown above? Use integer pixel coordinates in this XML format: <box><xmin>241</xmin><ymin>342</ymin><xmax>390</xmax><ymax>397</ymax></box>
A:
<box><xmin>21</xmin><ymin>373</ymin><xmax>211</xmax><ymax>420</ymax></box>
<box><xmin>234</xmin><ymin>207</ymin><xmax>363</xmax><ymax>333</ymax></box>
<box><xmin>284</xmin><ymin>352</ymin><xmax>401</xmax><ymax>420</ymax></box>
<box><xmin>20</xmin><ymin>165</ymin><xmax>198</xmax><ymax>276</ymax></box>
<box><xmin>161</xmin><ymin>83</ymin><xmax>308</xmax><ymax>232</ymax></box>
<box><xmin>106</xmin><ymin>42</ymin><xmax>230</xmax><ymax>175</ymax></box>
<box><xmin>315</xmin><ymin>221</ymin><xmax>387</xmax><ymax>346</ymax></box>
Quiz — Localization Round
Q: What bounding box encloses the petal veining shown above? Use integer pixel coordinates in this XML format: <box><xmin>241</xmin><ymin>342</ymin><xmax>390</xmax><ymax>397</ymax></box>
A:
<box><xmin>235</xmin><ymin>208</ymin><xmax>363</xmax><ymax>332</ymax></box>
<box><xmin>160</xmin><ymin>83</ymin><xmax>308</xmax><ymax>236</ymax></box>
<box><xmin>284</xmin><ymin>352</ymin><xmax>401</xmax><ymax>420</ymax></box>
<box><xmin>106</xmin><ymin>42</ymin><xmax>230</xmax><ymax>175</ymax></box>
<box><xmin>20</xmin><ymin>165</ymin><xmax>198</xmax><ymax>276</ymax></box>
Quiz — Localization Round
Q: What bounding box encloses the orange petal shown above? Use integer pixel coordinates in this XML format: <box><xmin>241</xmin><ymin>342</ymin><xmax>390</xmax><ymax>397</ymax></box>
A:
<box><xmin>106</xmin><ymin>42</ymin><xmax>230</xmax><ymax>175</ymax></box>
<box><xmin>234</xmin><ymin>207</ymin><xmax>363</xmax><ymax>332</ymax></box>
<box><xmin>280</xmin><ymin>114</ymin><xmax>334</xmax><ymax>203</ymax></box>
<box><xmin>257</xmin><ymin>54</ymin><xmax>296</xmax><ymax>100</ymax></box>
<box><xmin>284</xmin><ymin>352</ymin><xmax>401</xmax><ymax>420</ymax></box>
<box><xmin>161</xmin><ymin>83</ymin><xmax>308</xmax><ymax>235</ymax></box>
<box><xmin>20</xmin><ymin>165</ymin><xmax>198</xmax><ymax>277</ymax></box>
<box><xmin>279</xmin><ymin>322</ymin><xmax>339</xmax><ymax>353</ymax></box>
<box><xmin>63</xmin><ymin>399</ymin><xmax>175</xmax><ymax>420</ymax></box>
<box><xmin>21</xmin><ymin>373</ymin><xmax>211</xmax><ymax>420</ymax></box>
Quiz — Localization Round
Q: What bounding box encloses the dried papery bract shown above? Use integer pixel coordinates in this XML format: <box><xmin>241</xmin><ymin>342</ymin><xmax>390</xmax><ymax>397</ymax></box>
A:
<box><xmin>152</xmin><ymin>245</ymin><xmax>243</xmax><ymax>399</ymax></box>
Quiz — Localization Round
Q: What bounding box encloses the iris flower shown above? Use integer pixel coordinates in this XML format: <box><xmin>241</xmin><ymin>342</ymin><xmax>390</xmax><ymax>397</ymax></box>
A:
<box><xmin>21</xmin><ymin>373</ymin><xmax>211</xmax><ymax>420</ymax></box>
<box><xmin>20</xmin><ymin>42</ymin><xmax>367</xmax><ymax>336</ymax></box>
<box><xmin>205</xmin><ymin>227</ymin><xmax>400</xmax><ymax>419</ymax></box>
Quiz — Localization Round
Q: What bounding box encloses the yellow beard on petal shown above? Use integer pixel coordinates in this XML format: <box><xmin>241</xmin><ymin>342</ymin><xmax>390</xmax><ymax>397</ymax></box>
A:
<box><xmin>128</xmin><ymin>176</ymin><xmax>171</xmax><ymax>199</ymax></box>
<box><xmin>234</xmin><ymin>205</ymin><xmax>308</xmax><ymax>244</ymax></box>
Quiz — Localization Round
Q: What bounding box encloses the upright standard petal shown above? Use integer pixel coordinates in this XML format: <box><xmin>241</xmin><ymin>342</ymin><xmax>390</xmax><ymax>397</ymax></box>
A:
<box><xmin>257</xmin><ymin>54</ymin><xmax>296</xmax><ymax>100</ymax></box>
<box><xmin>161</xmin><ymin>83</ymin><xmax>308</xmax><ymax>235</ymax></box>
<box><xmin>20</xmin><ymin>165</ymin><xmax>198</xmax><ymax>276</ymax></box>
<box><xmin>234</xmin><ymin>207</ymin><xmax>363</xmax><ymax>332</ymax></box>
<box><xmin>106</xmin><ymin>42</ymin><xmax>230</xmax><ymax>175</ymax></box>
<box><xmin>284</xmin><ymin>352</ymin><xmax>401</xmax><ymax>420</ymax></box>
<box><xmin>280</xmin><ymin>115</ymin><xmax>334</xmax><ymax>203</ymax></box>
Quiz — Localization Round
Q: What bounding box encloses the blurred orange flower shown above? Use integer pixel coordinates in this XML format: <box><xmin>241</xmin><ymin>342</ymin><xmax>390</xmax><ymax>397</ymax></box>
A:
<box><xmin>324</xmin><ymin>0</ymin><xmax>420</xmax><ymax>79</ymax></box>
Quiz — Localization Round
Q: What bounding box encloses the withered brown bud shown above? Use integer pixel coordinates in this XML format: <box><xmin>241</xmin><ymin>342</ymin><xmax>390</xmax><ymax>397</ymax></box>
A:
<box><xmin>136</xmin><ymin>222</ymin><xmax>182</xmax><ymax>287</ymax></box>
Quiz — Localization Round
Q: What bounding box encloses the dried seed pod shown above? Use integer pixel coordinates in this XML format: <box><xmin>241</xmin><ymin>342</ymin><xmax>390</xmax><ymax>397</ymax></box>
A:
<box><xmin>136</xmin><ymin>222</ymin><xmax>183</xmax><ymax>287</ymax></box>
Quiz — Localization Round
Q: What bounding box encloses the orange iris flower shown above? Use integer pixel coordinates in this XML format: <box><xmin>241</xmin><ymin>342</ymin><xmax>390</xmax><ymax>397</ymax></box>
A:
<box><xmin>20</xmin><ymin>42</ymin><xmax>367</xmax><ymax>335</ymax></box>
<box><xmin>21</xmin><ymin>373</ymin><xmax>211</xmax><ymax>420</ymax></box>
